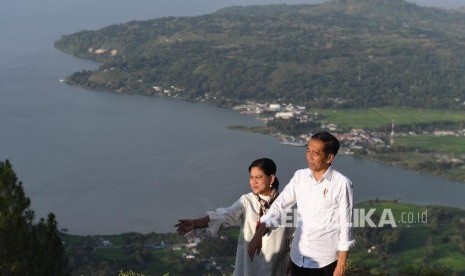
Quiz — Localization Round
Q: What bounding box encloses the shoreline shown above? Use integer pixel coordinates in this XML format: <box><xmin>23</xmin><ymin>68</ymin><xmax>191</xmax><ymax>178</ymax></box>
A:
<box><xmin>66</xmin><ymin>81</ymin><xmax>465</xmax><ymax>185</ymax></box>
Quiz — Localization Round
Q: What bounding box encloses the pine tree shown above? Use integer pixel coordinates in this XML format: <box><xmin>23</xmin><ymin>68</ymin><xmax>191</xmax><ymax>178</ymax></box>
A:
<box><xmin>0</xmin><ymin>160</ymin><xmax>68</xmax><ymax>275</ymax></box>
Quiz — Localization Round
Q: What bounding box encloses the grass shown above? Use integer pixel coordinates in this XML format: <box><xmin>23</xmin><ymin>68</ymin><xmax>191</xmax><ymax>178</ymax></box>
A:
<box><xmin>314</xmin><ymin>107</ymin><xmax>465</xmax><ymax>129</ymax></box>
<box><xmin>395</xmin><ymin>135</ymin><xmax>465</xmax><ymax>154</ymax></box>
<box><xmin>396</xmin><ymin>227</ymin><xmax>430</xmax><ymax>249</ymax></box>
<box><xmin>60</xmin><ymin>234</ymin><xmax>83</xmax><ymax>245</ymax></box>
<box><xmin>94</xmin><ymin>247</ymin><xmax>128</xmax><ymax>260</ymax></box>
<box><xmin>395</xmin><ymin>247</ymin><xmax>428</xmax><ymax>262</ymax></box>
<box><xmin>349</xmin><ymin>251</ymin><xmax>378</xmax><ymax>266</ymax></box>
<box><xmin>437</xmin><ymin>252</ymin><xmax>465</xmax><ymax>271</ymax></box>
<box><xmin>296</xmin><ymin>106</ymin><xmax>465</xmax><ymax>184</ymax></box>
<box><xmin>102</xmin><ymin>234</ymin><xmax>126</xmax><ymax>246</ymax></box>
<box><xmin>356</xmin><ymin>200</ymin><xmax>429</xmax><ymax>228</ymax></box>
<box><xmin>146</xmin><ymin>248</ymin><xmax>179</xmax><ymax>274</ymax></box>
<box><xmin>352</xmin><ymin>200</ymin><xmax>465</xmax><ymax>275</ymax></box>
<box><xmin>68</xmin><ymin>201</ymin><xmax>465</xmax><ymax>275</ymax></box>
<box><xmin>222</xmin><ymin>226</ymin><xmax>240</xmax><ymax>240</ymax></box>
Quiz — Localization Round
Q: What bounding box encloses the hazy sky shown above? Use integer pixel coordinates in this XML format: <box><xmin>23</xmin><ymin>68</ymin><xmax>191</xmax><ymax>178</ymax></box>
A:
<box><xmin>408</xmin><ymin>0</ymin><xmax>464</xmax><ymax>9</ymax></box>
<box><xmin>284</xmin><ymin>0</ymin><xmax>464</xmax><ymax>9</ymax></box>
<box><xmin>312</xmin><ymin>0</ymin><xmax>464</xmax><ymax>9</ymax></box>
<box><xmin>238</xmin><ymin>0</ymin><xmax>464</xmax><ymax>9</ymax></box>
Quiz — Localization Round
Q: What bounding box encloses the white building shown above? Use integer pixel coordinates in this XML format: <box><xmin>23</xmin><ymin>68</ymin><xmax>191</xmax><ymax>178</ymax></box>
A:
<box><xmin>275</xmin><ymin>112</ymin><xmax>294</xmax><ymax>119</ymax></box>
<box><xmin>269</xmin><ymin>104</ymin><xmax>281</xmax><ymax>111</ymax></box>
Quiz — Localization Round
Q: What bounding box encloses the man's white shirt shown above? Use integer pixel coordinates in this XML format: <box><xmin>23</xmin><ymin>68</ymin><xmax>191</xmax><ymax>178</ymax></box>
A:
<box><xmin>260</xmin><ymin>166</ymin><xmax>355</xmax><ymax>268</ymax></box>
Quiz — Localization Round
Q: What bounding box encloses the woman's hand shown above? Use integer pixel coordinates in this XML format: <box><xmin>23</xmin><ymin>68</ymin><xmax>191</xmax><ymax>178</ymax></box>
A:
<box><xmin>175</xmin><ymin>219</ymin><xmax>195</xmax><ymax>235</ymax></box>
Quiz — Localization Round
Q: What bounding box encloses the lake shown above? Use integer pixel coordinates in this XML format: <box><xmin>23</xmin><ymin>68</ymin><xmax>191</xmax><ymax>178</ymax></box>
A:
<box><xmin>1</xmin><ymin>0</ymin><xmax>465</xmax><ymax>235</ymax></box>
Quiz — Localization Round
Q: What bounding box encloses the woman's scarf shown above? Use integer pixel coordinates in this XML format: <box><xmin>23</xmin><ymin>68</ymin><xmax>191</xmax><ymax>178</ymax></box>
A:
<box><xmin>256</xmin><ymin>188</ymin><xmax>279</xmax><ymax>218</ymax></box>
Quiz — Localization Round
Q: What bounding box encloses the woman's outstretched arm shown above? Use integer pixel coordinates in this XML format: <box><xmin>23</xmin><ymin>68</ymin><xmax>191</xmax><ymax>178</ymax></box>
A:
<box><xmin>175</xmin><ymin>215</ymin><xmax>210</xmax><ymax>235</ymax></box>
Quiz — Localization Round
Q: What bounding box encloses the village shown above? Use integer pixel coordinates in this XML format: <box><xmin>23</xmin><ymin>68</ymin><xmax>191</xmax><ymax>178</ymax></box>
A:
<box><xmin>150</xmin><ymin>84</ymin><xmax>465</xmax><ymax>165</ymax></box>
<box><xmin>230</xmin><ymin>100</ymin><xmax>465</xmax><ymax>161</ymax></box>
<box><xmin>231</xmin><ymin>101</ymin><xmax>386</xmax><ymax>154</ymax></box>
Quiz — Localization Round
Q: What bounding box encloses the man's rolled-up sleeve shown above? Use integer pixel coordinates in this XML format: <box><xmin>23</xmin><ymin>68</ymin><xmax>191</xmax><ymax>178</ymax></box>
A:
<box><xmin>338</xmin><ymin>180</ymin><xmax>355</xmax><ymax>251</ymax></box>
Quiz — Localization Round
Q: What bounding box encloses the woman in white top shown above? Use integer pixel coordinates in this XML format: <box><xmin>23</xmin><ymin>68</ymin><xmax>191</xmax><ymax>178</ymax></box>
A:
<box><xmin>175</xmin><ymin>158</ymin><xmax>292</xmax><ymax>276</ymax></box>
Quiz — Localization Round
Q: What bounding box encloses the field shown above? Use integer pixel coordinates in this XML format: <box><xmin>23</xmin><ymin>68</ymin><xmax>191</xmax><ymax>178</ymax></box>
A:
<box><xmin>395</xmin><ymin>135</ymin><xmax>465</xmax><ymax>154</ymax></box>
<box><xmin>314</xmin><ymin>107</ymin><xmax>465</xmax><ymax>130</ymax></box>
<box><xmin>312</xmin><ymin>107</ymin><xmax>465</xmax><ymax>183</ymax></box>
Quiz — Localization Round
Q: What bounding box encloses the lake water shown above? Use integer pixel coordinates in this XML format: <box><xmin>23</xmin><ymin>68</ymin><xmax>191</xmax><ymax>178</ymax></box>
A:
<box><xmin>1</xmin><ymin>0</ymin><xmax>465</xmax><ymax>235</ymax></box>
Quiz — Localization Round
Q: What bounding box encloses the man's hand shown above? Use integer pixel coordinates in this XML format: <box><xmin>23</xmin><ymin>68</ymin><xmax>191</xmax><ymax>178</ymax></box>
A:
<box><xmin>247</xmin><ymin>223</ymin><xmax>269</xmax><ymax>261</ymax></box>
<box><xmin>333</xmin><ymin>251</ymin><xmax>348</xmax><ymax>276</ymax></box>
<box><xmin>333</xmin><ymin>263</ymin><xmax>346</xmax><ymax>276</ymax></box>
<box><xmin>247</xmin><ymin>232</ymin><xmax>262</xmax><ymax>261</ymax></box>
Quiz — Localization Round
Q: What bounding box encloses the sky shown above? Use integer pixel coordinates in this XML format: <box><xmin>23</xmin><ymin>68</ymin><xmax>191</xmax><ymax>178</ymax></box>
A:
<box><xmin>408</xmin><ymin>0</ymin><xmax>464</xmax><ymax>9</ymax></box>
<box><xmin>296</xmin><ymin>0</ymin><xmax>464</xmax><ymax>9</ymax></box>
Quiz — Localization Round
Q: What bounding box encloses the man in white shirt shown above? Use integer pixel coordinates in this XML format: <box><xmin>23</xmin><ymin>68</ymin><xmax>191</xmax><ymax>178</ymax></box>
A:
<box><xmin>248</xmin><ymin>131</ymin><xmax>355</xmax><ymax>276</ymax></box>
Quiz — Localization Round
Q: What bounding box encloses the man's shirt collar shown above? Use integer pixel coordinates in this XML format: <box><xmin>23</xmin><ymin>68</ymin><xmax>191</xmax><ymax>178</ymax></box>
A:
<box><xmin>307</xmin><ymin>166</ymin><xmax>334</xmax><ymax>183</ymax></box>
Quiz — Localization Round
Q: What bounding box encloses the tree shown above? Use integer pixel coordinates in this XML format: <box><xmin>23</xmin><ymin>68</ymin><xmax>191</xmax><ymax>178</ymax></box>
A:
<box><xmin>0</xmin><ymin>160</ymin><xmax>68</xmax><ymax>275</ymax></box>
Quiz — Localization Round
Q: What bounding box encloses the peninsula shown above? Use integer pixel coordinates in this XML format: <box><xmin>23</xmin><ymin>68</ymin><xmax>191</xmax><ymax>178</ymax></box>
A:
<box><xmin>54</xmin><ymin>0</ymin><xmax>465</xmax><ymax>183</ymax></box>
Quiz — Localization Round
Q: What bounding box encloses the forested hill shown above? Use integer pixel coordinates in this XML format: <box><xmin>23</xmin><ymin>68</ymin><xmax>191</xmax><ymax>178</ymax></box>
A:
<box><xmin>55</xmin><ymin>0</ymin><xmax>465</xmax><ymax>109</ymax></box>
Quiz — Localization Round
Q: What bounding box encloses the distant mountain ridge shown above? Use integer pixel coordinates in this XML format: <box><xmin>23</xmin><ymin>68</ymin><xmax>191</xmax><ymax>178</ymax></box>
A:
<box><xmin>55</xmin><ymin>0</ymin><xmax>465</xmax><ymax>109</ymax></box>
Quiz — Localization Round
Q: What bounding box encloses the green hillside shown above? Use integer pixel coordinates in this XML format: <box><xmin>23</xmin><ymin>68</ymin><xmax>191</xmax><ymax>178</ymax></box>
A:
<box><xmin>62</xmin><ymin>201</ymin><xmax>465</xmax><ymax>275</ymax></box>
<box><xmin>55</xmin><ymin>0</ymin><xmax>465</xmax><ymax>109</ymax></box>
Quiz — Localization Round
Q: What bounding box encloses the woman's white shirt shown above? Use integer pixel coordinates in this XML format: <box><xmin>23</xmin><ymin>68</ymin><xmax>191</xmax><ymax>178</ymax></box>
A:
<box><xmin>207</xmin><ymin>192</ymin><xmax>293</xmax><ymax>276</ymax></box>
